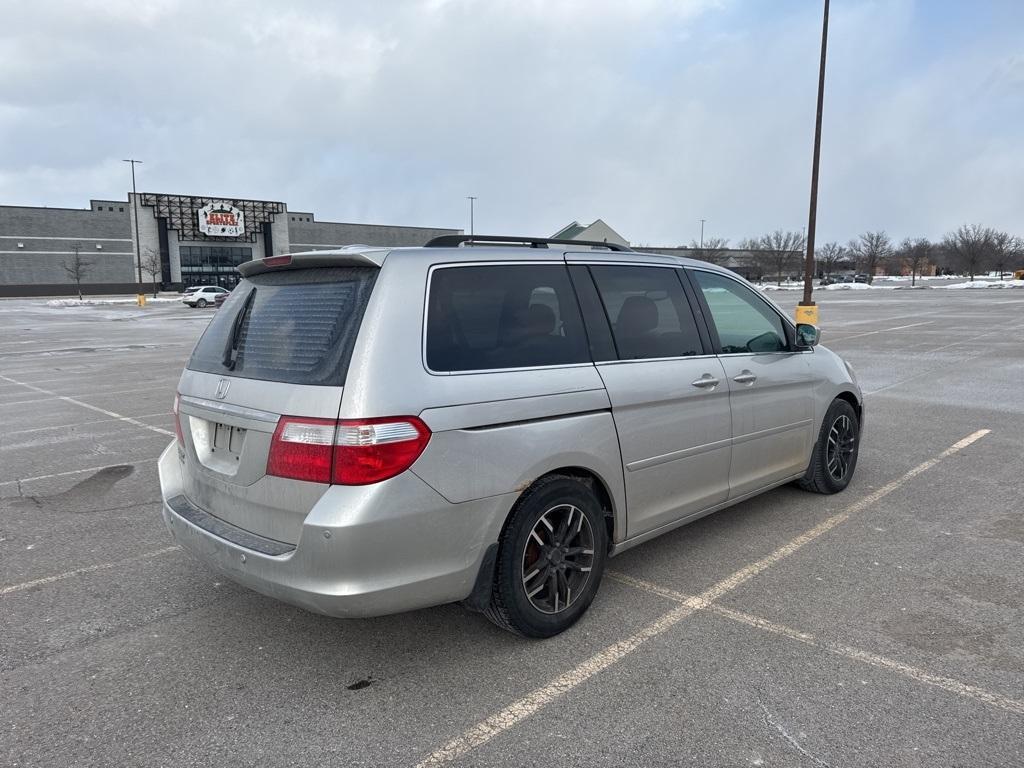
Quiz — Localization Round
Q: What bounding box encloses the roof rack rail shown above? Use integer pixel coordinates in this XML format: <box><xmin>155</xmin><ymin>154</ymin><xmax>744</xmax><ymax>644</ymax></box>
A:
<box><xmin>422</xmin><ymin>234</ymin><xmax>634</xmax><ymax>252</ymax></box>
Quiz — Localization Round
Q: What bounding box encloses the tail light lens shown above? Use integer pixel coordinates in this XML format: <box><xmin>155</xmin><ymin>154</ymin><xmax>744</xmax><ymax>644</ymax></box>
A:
<box><xmin>172</xmin><ymin>393</ymin><xmax>185</xmax><ymax>445</ymax></box>
<box><xmin>267</xmin><ymin>416</ymin><xmax>431</xmax><ymax>485</ymax></box>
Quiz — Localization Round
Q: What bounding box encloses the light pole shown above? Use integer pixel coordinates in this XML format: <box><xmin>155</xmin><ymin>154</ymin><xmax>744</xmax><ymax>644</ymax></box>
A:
<box><xmin>798</xmin><ymin>0</ymin><xmax>830</xmax><ymax>326</ymax></box>
<box><xmin>466</xmin><ymin>196</ymin><xmax>477</xmax><ymax>239</ymax></box>
<box><xmin>699</xmin><ymin>219</ymin><xmax>706</xmax><ymax>249</ymax></box>
<box><xmin>123</xmin><ymin>159</ymin><xmax>143</xmax><ymax>293</ymax></box>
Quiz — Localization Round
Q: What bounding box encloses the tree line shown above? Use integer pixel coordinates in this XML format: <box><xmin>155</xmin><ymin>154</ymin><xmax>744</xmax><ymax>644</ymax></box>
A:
<box><xmin>686</xmin><ymin>225</ymin><xmax>1024</xmax><ymax>285</ymax></box>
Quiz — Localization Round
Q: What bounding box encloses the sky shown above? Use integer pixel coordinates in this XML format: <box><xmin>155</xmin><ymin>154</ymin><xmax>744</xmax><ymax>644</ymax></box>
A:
<box><xmin>1</xmin><ymin>0</ymin><xmax>1022</xmax><ymax>246</ymax></box>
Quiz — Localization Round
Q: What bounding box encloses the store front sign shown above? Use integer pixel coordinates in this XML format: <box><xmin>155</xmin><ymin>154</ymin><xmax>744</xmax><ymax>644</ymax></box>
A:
<box><xmin>197</xmin><ymin>202</ymin><xmax>245</xmax><ymax>237</ymax></box>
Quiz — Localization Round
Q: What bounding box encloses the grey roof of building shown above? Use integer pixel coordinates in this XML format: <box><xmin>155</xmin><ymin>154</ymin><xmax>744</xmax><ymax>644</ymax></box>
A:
<box><xmin>551</xmin><ymin>221</ymin><xmax>586</xmax><ymax>240</ymax></box>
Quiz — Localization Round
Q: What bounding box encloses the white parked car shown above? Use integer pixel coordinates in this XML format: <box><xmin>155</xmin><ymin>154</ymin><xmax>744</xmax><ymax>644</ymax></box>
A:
<box><xmin>182</xmin><ymin>286</ymin><xmax>228</xmax><ymax>308</ymax></box>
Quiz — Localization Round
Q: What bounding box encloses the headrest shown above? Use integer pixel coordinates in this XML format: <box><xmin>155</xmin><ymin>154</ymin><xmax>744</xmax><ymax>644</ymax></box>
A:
<box><xmin>616</xmin><ymin>295</ymin><xmax>658</xmax><ymax>335</ymax></box>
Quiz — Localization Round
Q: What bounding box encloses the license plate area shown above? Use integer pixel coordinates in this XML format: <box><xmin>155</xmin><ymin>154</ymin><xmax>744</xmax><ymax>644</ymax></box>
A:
<box><xmin>189</xmin><ymin>416</ymin><xmax>247</xmax><ymax>476</ymax></box>
<box><xmin>213</xmin><ymin>422</ymin><xmax>247</xmax><ymax>456</ymax></box>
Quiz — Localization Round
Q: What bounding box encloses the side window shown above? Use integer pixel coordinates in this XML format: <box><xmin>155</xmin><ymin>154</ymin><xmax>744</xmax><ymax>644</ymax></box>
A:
<box><xmin>426</xmin><ymin>264</ymin><xmax>589</xmax><ymax>372</ymax></box>
<box><xmin>692</xmin><ymin>270</ymin><xmax>788</xmax><ymax>354</ymax></box>
<box><xmin>590</xmin><ymin>265</ymin><xmax>703</xmax><ymax>360</ymax></box>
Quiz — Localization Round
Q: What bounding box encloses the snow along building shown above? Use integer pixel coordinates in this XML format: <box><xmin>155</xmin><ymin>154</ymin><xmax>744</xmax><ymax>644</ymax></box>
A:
<box><xmin>0</xmin><ymin>193</ymin><xmax>460</xmax><ymax>296</ymax></box>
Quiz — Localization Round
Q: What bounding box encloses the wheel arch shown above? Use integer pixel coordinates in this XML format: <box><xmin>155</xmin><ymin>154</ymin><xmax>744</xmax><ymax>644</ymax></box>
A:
<box><xmin>462</xmin><ymin>465</ymin><xmax>619</xmax><ymax>613</ymax></box>
<box><xmin>834</xmin><ymin>389</ymin><xmax>862</xmax><ymax>426</ymax></box>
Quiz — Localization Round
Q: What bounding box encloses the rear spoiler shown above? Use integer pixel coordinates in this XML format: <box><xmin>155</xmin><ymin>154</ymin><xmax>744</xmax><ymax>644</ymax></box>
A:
<box><xmin>238</xmin><ymin>248</ymin><xmax>388</xmax><ymax>278</ymax></box>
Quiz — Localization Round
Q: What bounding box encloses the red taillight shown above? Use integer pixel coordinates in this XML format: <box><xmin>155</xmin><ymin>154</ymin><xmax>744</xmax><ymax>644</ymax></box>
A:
<box><xmin>262</xmin><ymin>255</ymin><xmax>292</xmax><ymax>267</ymax></box>
<box><xmin>333</xmin><ymin>417</ymin><xmax>432</xmax><ymax>485</ymax></box>
<box><xmin>172</xmin><ymin>393</ymin><xmax>185</xmax><ymax>445</ymax></box>
<box><xmin>266</xmin><ymin>416</ymin><xmax>431</xmax><ymax>485</ymax></box>
<box><xmin>267</xmin><ymin>417</ymin><xmax>337</xmax><ymax>483</ymax></box>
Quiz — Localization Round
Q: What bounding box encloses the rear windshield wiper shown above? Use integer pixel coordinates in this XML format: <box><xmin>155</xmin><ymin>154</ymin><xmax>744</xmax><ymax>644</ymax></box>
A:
<box><xmin>222</xmin><ymin>287</ymin><xmax>257</xmax><ymax>370</ymax></box>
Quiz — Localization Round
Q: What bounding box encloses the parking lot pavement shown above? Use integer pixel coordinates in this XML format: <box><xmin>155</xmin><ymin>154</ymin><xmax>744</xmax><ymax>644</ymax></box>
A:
<box><xmin>2</xmin><ymin>291</ymin><xmax>1022</xmax><ymax>767</ymax></box>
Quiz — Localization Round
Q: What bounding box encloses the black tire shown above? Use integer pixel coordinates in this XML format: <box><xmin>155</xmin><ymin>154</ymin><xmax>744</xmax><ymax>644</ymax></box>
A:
<box><xmin>799</xmin><ymin>398</ymin><xmax>860</xmax><ymax>494</ymax></box>
<box><xmin>196</xmin><ymin>298</ymin><xmax>208</xmax><ymax>308</ymax></box>
<box><xmin>484</xmin><ymin>476</ymin><xmax>608</xmax><ymax>638</ymax></box>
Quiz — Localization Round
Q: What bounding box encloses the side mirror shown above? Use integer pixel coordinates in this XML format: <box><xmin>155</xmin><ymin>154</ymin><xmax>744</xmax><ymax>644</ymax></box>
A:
<box><xmin>795</xmin><ymin>323</ymin><xmax>820</xmax><ymax>349</ymax></box>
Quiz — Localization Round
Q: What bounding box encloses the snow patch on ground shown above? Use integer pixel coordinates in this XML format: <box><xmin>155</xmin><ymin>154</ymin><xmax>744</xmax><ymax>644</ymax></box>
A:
<box><xmin>942</xmin><ymin>280</ymin><xmax>1024</xmax><ymax>289</ymax></box>
<box><xmin>822</xmin><ymin>282</ymin><xmax>884</xmax><ymax>290</ymax></box>
<box><xmin>45</xmin><ymin>296</ymin><xmax>185</xmax><ymax>307</ymax></box>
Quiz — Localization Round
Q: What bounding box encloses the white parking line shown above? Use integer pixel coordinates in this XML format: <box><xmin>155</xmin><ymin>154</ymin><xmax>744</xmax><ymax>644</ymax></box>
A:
<box><xmin>827</xmin><ymin>320</ymin><xmax>933</xmax><ymax>342</ymax></box>
<box><xmin>0</xmin><ymin>374</ymin><xmax>174</xmax><ymax>437</ymax></box>
<box><xmin>414</xmin><ymin>429</ymin><xmax>990</xmax><ymax>767</ymax></box>
<box><xmin>0</xmin><ymin>387</ymin><xmax>168</xmax><ymax>408</ymax></box>
<box><xmin>0</xmin><ymin>412</ymin><xmax>171</xmax><ymax>439</ymax></box>
<box><xmin>0</xmin><ymin>458</ymin><xmax>159</xmax><ymax>489</ymax></box>
<box><xmin>0</xmin><ymin>546</ymin><xmax>180</xmax><ymax>596</ymax></box>
<box><xmin>864</xmin><ymin>322</ymin><xmax>1024</xmax><ymax>395</ymax></box>
<box><xmin>607</xmin><ymin>573</ymin><xmax>1024</xmax><ymax>717</ymax></box>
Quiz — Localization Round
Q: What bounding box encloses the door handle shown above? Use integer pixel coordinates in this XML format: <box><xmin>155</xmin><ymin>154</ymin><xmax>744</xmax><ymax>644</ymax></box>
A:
<box><xmin>691</xmin><ymin>375</ymin><xmax>720</xmax><ymax>389</ymax></box>
<box><xmin>732</xmin><ymin>370</ymin><xmax>757</xmax><ymax>385</ymax></box>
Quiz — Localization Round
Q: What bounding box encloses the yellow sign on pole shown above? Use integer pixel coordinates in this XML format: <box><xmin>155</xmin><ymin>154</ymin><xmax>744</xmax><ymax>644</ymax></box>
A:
<box><xmin>795</xmin><ymin>304</ymin><xmax>819</xmax><ymax>325</ymax></box>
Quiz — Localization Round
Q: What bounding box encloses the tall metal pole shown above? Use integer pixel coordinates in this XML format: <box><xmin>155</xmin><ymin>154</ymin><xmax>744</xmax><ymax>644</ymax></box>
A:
<box><xmin>700</xmin><ymin>219</ymin><xmax>706</xmax><ymax>249</ymax></box>
<box><xmin>123</xmin><ymin>159</ymin><xmax>143</xmax><ymax>289</ymax></box>
<box><xmin>800</xmin><ymin>0</ymin><xmax>830</xmax><ymax>319</ymax></box>
<box><xmin>467</xmin><ymin>196</ymin><xmax>477</xmax><ymax>239</ymax></box>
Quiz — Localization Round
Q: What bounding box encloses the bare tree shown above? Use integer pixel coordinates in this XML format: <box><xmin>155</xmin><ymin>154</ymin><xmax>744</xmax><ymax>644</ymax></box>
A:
<box><xmin>816</xmin><ymin>241</ymin><xmax>847</xmax><ymax>279</ymax></box>
<box><xmin>141</xmin><ymin>247</ymin><xmax>162</xmax><ymax>297</ymax></box>
<box><xmin>756</xmin><ymin>230</ymin><xmax>805</xmax><ymax>285</ymax></box>
<box><xmin>989</xmin><ymin>230</ymin><xmax>1022</xmax><ymax>280</ymax></box>
<box><xmin>894</xmin><ymin>237</ymin><xmax>933</xmax><ymax>286</ymax></box>
<box><xmin>687</xmin><ymin>237</ymin><xmax>730</xmax><ymax>265</ymax></box>
<box><xmin>62</xmin><ymin>244</ymin><xmax>92</xmax><ymax>300</ymax></box>
<box><xmin>942</xmin><ymin>224</ymin><xmax>993</xmax><ymax>281</ymax></box>
<box><xmin>848</xmin><ymin>231</ymin><xmax>892</xmax><ymax>284</ymax></box>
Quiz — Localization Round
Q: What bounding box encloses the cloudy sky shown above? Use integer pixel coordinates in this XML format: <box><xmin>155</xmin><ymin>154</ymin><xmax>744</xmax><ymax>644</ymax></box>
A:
<box><xmin>1</xmin><ymin>0</ymin><xmax>1021</xmax><ymax>246</ymax></box>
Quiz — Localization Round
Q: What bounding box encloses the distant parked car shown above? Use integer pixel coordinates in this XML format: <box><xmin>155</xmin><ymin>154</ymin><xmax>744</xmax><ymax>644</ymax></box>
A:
<box><xmin>183</xmin><ymin>286</ymin><xmax>228</xmax><ymax>308</ymax></box>
<box><xmin>854</xmin><ymin>274</ymin><xmax>869</xmax><ymax>283</ymax></box>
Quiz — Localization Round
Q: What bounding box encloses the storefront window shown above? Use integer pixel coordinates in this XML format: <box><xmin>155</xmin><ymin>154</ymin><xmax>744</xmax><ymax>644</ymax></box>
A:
<box><xmin>179</xmin><ymin>245</ymin><xmax>253</xmax><ymax>288</ymax></box>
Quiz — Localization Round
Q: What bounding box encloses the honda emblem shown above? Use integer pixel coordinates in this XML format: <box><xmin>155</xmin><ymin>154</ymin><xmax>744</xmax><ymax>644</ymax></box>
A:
<box><xmin>214</xmin><ymin>379</ymin><xmax>231</xmax><ymax>399</ymax></box>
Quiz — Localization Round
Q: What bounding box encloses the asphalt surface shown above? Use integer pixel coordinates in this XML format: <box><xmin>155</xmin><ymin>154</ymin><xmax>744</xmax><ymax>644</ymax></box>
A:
<box><xmin>2</xmin><ymin>288</ymin><xmax>1022</xmax><ymax>767</ymax></box>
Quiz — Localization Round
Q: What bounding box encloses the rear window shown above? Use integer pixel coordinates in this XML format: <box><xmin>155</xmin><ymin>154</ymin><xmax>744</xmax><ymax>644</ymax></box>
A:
<box><xmin>426</xmin><ymin>264</ymin><xmax>589</xmax><ymax>372</ymax></box>
<box><xmin>188</xmin><ymin>267</ymin><xmax>377</xmax><ymax>386</ymax></box>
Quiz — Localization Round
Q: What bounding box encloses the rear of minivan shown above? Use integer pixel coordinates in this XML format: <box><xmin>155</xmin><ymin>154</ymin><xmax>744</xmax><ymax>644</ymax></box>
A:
<box><xmin>157</xmin><ymin>251</ymin><xmax>513</xmax><ymax>616</ymax></box>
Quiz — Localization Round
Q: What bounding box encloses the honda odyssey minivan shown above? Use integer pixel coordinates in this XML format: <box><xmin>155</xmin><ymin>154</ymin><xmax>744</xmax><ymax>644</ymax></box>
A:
<box><xmin>158</xmin><ymin>235</ymin><xmax>862</xmax><ymax>637</ymax></box>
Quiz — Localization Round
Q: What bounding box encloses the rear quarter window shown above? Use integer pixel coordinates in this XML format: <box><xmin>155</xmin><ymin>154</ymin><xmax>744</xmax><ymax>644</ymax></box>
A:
<box><xmin>187</xmin><ymin>267</ymin><xmax>377</xmax><ymax>386</ymax></box>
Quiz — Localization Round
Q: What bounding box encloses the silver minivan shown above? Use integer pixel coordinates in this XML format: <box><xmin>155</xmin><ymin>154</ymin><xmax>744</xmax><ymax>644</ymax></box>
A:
<box><xmin>158</xmin><ymin>235</ymin><xmax>862</xmax><ymax>637</ymax></box>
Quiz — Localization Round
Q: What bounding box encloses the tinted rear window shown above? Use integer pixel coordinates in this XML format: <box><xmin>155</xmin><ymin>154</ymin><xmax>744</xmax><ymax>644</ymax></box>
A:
<box><xmin>426</xmin><ymin>264</ymin><xmax>589</xmax><ymax>372</ymax></box>
<box><xmin>188</xmin><ymin>267</ymin><xmax>377</xmax><ymax>386</ymax></box>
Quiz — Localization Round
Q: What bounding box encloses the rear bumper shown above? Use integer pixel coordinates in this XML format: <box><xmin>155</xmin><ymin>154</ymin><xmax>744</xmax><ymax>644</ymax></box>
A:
<box><xmin>157</xmin><ymin>442</ymin><xmax>513</xmax><ymax>618</ymax></box>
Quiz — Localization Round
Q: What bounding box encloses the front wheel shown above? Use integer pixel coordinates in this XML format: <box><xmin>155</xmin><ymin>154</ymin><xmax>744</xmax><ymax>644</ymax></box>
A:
<box><xmin>485</xmin><ymin>476</ymin><xmax>608</xmax><ymax>638</ymax></box>
<box><xmin>799</xmin><ymin>398</ymin><xmax>860</xmax><ymax>494</ymax></box>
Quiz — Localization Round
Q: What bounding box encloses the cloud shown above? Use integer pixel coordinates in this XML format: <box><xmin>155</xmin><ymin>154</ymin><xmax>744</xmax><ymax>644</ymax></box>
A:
<box><xmin>0</xmin><ymin>0</ymin><xmax>1021</xmax><ymax>244</ymax></box>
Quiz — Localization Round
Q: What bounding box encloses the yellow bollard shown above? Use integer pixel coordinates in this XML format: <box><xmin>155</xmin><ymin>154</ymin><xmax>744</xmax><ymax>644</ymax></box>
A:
<box><xmin>137</xmin><ymin>294</ymin><xmax>147</xmax><ymax>307</ymax></box>
<box><xmin>795</xmin><ymin>303</ymin><xmax>818</xmax><ymax>325</ymax></box>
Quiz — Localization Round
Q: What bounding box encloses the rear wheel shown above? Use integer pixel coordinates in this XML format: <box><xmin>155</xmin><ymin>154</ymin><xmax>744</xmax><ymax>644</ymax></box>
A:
<box><xmin>799</xmin><ymin>398</ymin><xmax>860</xmax><ymax>494</ymax></box>
<box><xmin>485</xmin><ymin>476</ymin><xmax>607</xmax><ymax>638</ymax></box>
<box><xmin>196</xmin><ymin>298</ymin><xmax>208</xmax><ymax>308</ymax></box>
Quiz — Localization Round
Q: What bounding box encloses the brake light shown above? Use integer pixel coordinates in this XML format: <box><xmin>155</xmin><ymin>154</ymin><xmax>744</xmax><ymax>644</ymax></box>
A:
<box><xmin>262</xmin><ymin>255</ymin><xmax>292</xmax><ymax>267</ymax></box>
<box><xmin>172</xmin><ymin>393</ymin><xmax>185</xmax><ymax>445</ymax></box>
<box><xmin>266</xmin><ymin>416</ymin><xmax>431</xmax><ymax>485</ymax></box>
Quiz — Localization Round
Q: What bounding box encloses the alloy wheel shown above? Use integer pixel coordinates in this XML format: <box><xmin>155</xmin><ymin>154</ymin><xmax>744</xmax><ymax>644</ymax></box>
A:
<box><xmin>521</xmin><ymin>504</ymin><xmax>596</xmax><ymax>614</ymax></box>
<box><xmin>826</xmin><ymin>414</ymin><xmax>856</xmax><ymax>482</ymax></box>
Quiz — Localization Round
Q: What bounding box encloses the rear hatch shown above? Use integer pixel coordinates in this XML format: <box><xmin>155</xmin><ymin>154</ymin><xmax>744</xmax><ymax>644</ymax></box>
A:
<box><xmin>175</xmin><ymin>265</ymin><xmax>378</xmax><ymax>545</ymax></box>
